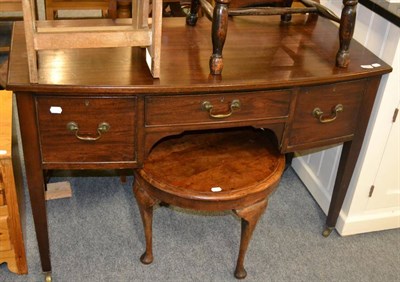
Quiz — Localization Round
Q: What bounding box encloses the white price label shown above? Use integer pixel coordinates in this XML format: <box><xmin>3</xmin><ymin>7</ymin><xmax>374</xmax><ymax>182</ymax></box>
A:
<box><xmin>211</xmin><ymin>187</ymin><xmax>222</xmax><ymax>192</ymax></box>
<box><xmin>50</xmin><ymin>106</ymin><xmax>63</xmax><ymax>114</ymax></box>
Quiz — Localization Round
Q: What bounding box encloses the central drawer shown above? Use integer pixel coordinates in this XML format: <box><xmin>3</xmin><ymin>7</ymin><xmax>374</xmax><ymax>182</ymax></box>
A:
<box><xmin>36</xmin><ymin>96</ymin><xmax>136</xmax><ymax>165</ymax></box>
<box><xmin>145</xmin><ymin>91</ymin><xmax>291</xmax><ymax>127</ymax></box>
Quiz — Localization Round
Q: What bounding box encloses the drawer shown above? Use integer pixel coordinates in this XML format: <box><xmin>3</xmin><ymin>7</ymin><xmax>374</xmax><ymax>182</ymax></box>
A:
<box><xmin>36</xmin><ymin>97</ymin><xmax>136</xmax><ymax>164</ymax></box>
<box><xmin>145</xmin><ymin>90</ymin><xmax>291</xmax><ymax>127</ymax></box>
<box><xmin>288</xmin><ymin>80</ymin><xmax>365</xmax><ymax>148</ymax></box>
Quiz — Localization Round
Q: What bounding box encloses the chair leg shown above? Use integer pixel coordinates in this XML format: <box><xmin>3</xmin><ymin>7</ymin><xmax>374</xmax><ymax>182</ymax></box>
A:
<box><xmin>280</xmin><ymin>0</ymin><xmax>294</xmax><ymax>22</ymax></box>
<box><xmin>336</xmin><ymin>0</ymin><xmax>357</xmax><ymax>68</ymax></box>
<box><xmin>120</xmin><ymin>175</ymin><xmax>127</xmax><ymax>183</ymax></box>
<box><xmin>209</xmin><ymin>0</ymin><xmax>230</xmax><ymax>75</ymax></box>
<box><xmin>233</xmin><ymin>199</ymin><xmax>268</xmax><ymax>279</ymax></box>
<box><xmin>186</xmin><ymin>0</ymin><xmax>201</xmax><ymax>26</ymax></box>
<box><xmin>133</xmin><ymin>177</ymin><xmax>159</xmax><ymax>264</ymax></box>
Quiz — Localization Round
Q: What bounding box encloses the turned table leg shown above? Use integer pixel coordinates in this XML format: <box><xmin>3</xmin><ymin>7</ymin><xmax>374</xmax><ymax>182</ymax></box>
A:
<box><xmin>336</xmin><ymin>0</ymin><xmax>358</xmax><ymax>68</ymax></box>
<box><xmin>233</xmin><ymin>199</ymin><xmax>268</xmax><ymax>279</ymax></box>
<box><xmin>133</xmin><ymin>176</ymin><xmax>159</xmax><ymax>264</ymax></box>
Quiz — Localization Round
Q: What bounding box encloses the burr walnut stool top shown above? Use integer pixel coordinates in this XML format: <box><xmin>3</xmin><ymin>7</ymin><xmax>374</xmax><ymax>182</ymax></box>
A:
<box><xmin>134</xmin><ymin>128</ymin><xmax>285</xmax><ymax>279</ymax></box>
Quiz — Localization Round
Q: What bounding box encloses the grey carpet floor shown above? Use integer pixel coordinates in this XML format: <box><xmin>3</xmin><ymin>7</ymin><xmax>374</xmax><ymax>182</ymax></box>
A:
<box><xmin>0</xmin><ymin>168</ymin><xmax>399</xmax><ymax>282</ymax></box>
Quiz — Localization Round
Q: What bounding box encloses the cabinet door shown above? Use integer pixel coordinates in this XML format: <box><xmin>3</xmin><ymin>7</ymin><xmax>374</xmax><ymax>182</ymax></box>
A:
<box><xmin>367</xmin><ymin>102</ymin><xmax>400</xmax><ymax>211</ymax></box>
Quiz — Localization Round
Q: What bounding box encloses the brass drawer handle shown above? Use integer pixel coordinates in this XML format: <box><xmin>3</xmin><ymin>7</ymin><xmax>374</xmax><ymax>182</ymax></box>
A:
<box><xmin>201</xmin><ymin>99</ymin><xmax>241</xmax><ymax>119</ymax></box>
<box><xmin>312</xmin><ymin>104</ymin><xmax>344</xmax><ymax>123</ymax></box>
<box><xmin>66</xmin><ymin>121</ymin><xmax>110</xmax><ymax>141</ymax></box>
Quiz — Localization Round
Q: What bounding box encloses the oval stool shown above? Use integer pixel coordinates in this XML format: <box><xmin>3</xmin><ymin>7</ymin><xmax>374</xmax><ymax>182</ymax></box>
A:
<box><xmin>133</xmin><ymin>128</ymin><xmax>285</xmax><ymax>279</ymax></box>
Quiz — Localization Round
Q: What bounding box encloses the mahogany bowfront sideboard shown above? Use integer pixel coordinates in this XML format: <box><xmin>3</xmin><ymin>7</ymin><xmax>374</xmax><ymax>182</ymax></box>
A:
<box><xmin>6</xmin><ymin>15</ymin><xmax>391</xmax><ymax>276</ymax></box>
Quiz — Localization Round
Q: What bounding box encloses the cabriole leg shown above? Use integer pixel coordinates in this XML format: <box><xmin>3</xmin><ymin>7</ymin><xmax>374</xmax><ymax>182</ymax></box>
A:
<box><xmin>233</xmin><ymin>199</ymin><xmax>268</xmax><ymax>279</ymax></box>
<box><xmin>133</xmin><ymin>176</ymin><xmax>159</xmax><ymax>264</ymax></box>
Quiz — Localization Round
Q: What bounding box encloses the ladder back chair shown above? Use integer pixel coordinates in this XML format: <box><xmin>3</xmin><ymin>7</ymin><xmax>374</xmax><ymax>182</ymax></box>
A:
<box><xmin>21</xmin><ymin>0</ymin><xmax>162</xmax><ymax>83</ymax></box>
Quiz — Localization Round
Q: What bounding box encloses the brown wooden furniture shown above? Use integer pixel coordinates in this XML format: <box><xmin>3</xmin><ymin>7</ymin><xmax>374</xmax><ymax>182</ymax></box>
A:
<box><xmin>44</xmin><ymin>0</ymin><xmax>137</xmax><ymax>20</ymax></box>
<box><xmin>0</xmin><ymin>59</ymin><xmax>8</xmax><ymax>88</ymax></box>
<box><xmin>108</xmin><ymin>0</ymin><xmax>188</xmax><ymax>19</ymax></box>
<box><xmin>0</xmin><ymin>0</ymin><xmax>22</xmax><ymax>12</ymax></box>
<box><xmin>187</xmin><ymin>0</ymin><xmax>356</xmax><ymax>75</ymax></box>
<box><xmin>0</xmin><ymin>0</ymin><xmax>22</xmax><ymax>26</ymax></box>
<box><xmin>21</xmin><ymin>0</ymin><xmax>162</xmax><ymax>83</ymax></box>
<box><xmin>0</xmin><ymin>90</ymin><xmax>27</xmax><ymax>274</ymax></box>
<box><xmin>134</xmin><ymin>128</ymin><xmax>285</xmax><ymax>279</ymax></box>
<box><xmin>5</xmin><ymin>15</ymin><xmax>392</xmax><ymax>279</ymax></box>
<box><xmin>111</xmin><ymin>0</ymin><xmax>132</xmax><ymax>18</ymax></box>
<box><xmin>44</xmin><ymin>0</ymin><xmax>110</xmax><ymax>20</ymax></box>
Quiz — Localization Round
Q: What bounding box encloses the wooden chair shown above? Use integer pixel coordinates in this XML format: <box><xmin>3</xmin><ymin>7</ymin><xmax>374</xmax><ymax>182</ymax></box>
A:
<box><xmin>21</xmin><ymin>0</ymin><xmax>162</xmax><ymax>83</ymax></box>
<box><xmin>44</xmin><ymin>0</ymin><xmax>111</xmax><ymax>20</ymax></box>
<box><xmin>0</xmin><ymin>90</ymin><xmax>28</xmax><ymax>275</ymax></box>
<box><xmin>134</xmin><ymin>128</ymin><xmax>285</xmax><ymax>279</ymax></box>
<box><xmin>0</xmin><ymin>0</ymin><xmax>22</xmax><ymax>61</ymax></box>
<box><xmin>186</xmin><ymin>0</ymin><xmax>356</xmax><ymax>75</ymax></box>
<box><xmin>43</xmin><ymin>0</ymin><xmax>187</xmax><ymax>20</ymax></box>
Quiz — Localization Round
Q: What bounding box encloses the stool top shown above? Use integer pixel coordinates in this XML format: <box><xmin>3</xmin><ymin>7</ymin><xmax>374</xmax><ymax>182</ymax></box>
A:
<box><xmin>139</xmin><ymin>128</ymin><xmax>285</xmax><ymax>204</ymax></box>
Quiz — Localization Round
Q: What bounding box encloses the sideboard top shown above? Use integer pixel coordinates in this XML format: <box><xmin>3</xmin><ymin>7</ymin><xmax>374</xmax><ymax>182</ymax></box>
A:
<box><xmin>7</xmin><ymin>15</ymin><xmax>392</xmax><ymax>94</ymax></box>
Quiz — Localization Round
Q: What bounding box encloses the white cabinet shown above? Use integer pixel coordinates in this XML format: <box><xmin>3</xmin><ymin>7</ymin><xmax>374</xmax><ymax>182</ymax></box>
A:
<box><xmin>292</xmin><ymin>1</ymin><xmax>400</xmax><ymax>235</ymax></box>
<box><xmin>367</xmin><ymin>101</ymin><xmax>400</xmax><ymax>212</ymax></box>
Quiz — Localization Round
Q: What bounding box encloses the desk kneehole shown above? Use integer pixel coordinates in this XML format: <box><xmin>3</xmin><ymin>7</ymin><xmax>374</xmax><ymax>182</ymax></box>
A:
<box><xmin>133</xmin><ymin>128</ymin><xmax>285</xmax><ymax>279</ymax></box>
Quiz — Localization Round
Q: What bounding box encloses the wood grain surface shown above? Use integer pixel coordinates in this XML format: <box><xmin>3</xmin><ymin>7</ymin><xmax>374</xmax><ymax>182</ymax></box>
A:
<box><xmin>7</xmin><ymin>16</ymin><xmax>391</xmax><ymax>92</ymax></box>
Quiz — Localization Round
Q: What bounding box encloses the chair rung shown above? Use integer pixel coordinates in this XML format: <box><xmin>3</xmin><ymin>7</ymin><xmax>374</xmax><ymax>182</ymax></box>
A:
<box><xmin>34</xmin><ymin>28</ymin><xmax>152</xmax><ymax>50</ymax></box>
<box><xmin>228</xmin><ymin>7</ymin><xmax>317</xmax><ymax>16</ymax></box>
